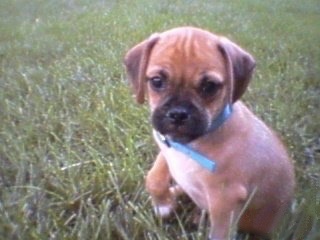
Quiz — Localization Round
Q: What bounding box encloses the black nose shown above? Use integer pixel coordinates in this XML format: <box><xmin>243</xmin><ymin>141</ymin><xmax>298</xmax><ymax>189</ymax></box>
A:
<box><xmin>166</xmin><ymin>107</ymin><xmax>190</xmax><ymax>125</ymax></box>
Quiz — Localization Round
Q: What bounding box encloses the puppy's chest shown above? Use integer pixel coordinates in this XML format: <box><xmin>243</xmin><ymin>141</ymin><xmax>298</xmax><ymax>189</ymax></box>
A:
<box><xmin>154</xmin><ymin>133</ymin><xmax>207</xmax><ymax>207</ymax></box>
<box><xmin>161</xmin><ymin>146</ymin><xmax>201</xmax><ymax>185</ymax></box>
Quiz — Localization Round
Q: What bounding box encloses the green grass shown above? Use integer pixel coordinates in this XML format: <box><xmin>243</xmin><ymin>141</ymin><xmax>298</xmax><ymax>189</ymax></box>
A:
<box><xmin>0</xmin><ymin>0</ymin><xmax>319</xmax><ymax>239</ymax></box>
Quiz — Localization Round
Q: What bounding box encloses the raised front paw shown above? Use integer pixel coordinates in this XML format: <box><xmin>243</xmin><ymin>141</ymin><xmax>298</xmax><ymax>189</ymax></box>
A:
<box><xmin>150</xmin><ymin>185</ymin><xmax>183</xmax><ymax>218</ymax></box>
<box><xmin>153</xmin><ymin>200</ymin><xmax>175</xmax><ymax>217</ymax></box>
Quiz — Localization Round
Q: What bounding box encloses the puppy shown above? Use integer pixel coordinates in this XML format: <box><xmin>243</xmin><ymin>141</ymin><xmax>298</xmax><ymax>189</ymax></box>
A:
<box><xmin>124</xmin><ymin>27</ymin><xmax>295</xmax><ymax>239</ymax></box>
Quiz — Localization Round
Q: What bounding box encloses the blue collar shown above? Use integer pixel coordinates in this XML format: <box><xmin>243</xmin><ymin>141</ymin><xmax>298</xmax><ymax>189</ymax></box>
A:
<box><xmin>156</xmin><ymin>104</ymin><xmax>233</xmax><ymax>172</ymax></box>
<box><xmin>207</xmin><ymin>104</ymin><xmax>233</xmax><ymax>133</ymax></box>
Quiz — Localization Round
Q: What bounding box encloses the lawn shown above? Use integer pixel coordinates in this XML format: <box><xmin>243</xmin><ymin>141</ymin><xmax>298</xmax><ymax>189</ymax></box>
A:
<box><xmin>0</xmin><ymin>0</ymin><xmax>319</xmax><ymax>239</ymax></box>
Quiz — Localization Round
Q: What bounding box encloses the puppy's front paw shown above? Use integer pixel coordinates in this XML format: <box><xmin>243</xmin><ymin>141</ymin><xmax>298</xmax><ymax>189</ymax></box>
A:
<box><xmin>151</xmin><ymin>185</ymin><xmax>183</xmax><ymax>218</ymax></box>
<box><xmin>153</xmin><ymin>202</ymin><xmax>175</xmax><ymax>218</ymax></box>
<box><xmin>151</xmin><ymin>194</ymin><xmax>175</xmax><ymax>218</ymax></box>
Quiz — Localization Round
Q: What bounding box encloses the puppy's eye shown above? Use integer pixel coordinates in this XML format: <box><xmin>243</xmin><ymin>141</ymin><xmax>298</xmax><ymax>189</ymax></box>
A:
<box><xmin>199</xmin><ymin>78</ymin><xmax>221</xmax><ymax>97</ymax></box>
<box><xmin>149</xmin><ymin>76</ymin><xmax>166</xmax><ymax>91</ymax></box>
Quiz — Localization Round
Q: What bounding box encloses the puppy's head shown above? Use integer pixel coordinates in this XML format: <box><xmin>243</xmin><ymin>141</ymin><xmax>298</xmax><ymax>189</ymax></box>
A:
<box><xmin>124</xmin><ymin>27</ymin><xmax>255</xmax><ymax>142</ymax></box>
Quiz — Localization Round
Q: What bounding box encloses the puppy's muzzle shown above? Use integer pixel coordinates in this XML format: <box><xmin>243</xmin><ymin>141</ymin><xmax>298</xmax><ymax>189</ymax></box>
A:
<box><xmin>152</xmin><ymin>100</ymin><xmax>208</xmax><ymax>143</ymax></box>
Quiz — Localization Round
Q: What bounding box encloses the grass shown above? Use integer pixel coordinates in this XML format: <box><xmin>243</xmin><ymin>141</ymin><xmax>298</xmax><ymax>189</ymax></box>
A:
<box><xmin>0</xmin><ymin>0</ymin><xmax>319</xmax><ymax>239</ymax></box>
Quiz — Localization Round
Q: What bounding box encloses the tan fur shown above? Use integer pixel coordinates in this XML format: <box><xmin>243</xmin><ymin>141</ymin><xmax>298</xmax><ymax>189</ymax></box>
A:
<box><xmin>124</xmin><ymin>27</ymin><xmax>295</xmax><ymax>239</ymax></box>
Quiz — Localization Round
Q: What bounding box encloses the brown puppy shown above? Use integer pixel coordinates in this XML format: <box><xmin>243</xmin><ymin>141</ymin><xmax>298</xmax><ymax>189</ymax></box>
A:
<box><xmin>124</xmin><ymin>27</ymin><xmax>295</xmax><ymax>239</ymax></box>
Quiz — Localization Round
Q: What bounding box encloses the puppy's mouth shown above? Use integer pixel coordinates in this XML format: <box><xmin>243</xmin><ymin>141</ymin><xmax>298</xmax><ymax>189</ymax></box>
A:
<box><xmin>151</xmin><ymin>102</ymin><xmax>208</xmax><ymax>143</ymax></box>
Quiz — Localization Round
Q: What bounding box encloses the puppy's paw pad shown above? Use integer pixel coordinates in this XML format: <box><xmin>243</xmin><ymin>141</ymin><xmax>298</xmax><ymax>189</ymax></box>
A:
<box><xmin>153</xmin><ymin>204</ymin><xmax>173</xmax><ymax>218</ymax></box>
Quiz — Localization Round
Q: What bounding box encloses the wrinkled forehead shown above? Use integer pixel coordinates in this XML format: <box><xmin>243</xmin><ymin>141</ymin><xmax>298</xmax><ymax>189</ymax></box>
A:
<box><xmin>147</xmin><ymin>28</ymin><xmax>226</xmax><ymax>78</ymax></box>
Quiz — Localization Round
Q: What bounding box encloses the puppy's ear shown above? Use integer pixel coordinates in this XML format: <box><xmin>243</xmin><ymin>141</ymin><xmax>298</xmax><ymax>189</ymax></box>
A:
<box><xmin>218</xmin><ymin>37</ymin><xmax>256</xmax><ymax>102</ymax></box>
<box><xmin>124</xmin><ymin>34</ymin><xmax>160</xmax><ymax>104</ymax></box>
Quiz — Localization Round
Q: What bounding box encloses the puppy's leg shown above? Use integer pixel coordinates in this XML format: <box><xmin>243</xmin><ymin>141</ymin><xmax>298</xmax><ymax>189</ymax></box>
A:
<box><xmin>146</xmin><ymin>153</ymin><xmax>178</xmax><ymax>217</ymax></box>
<box><xmin>207</xmin><ymin>185</ymin><xmax>247</xmax><ymax>240</ymax></box>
